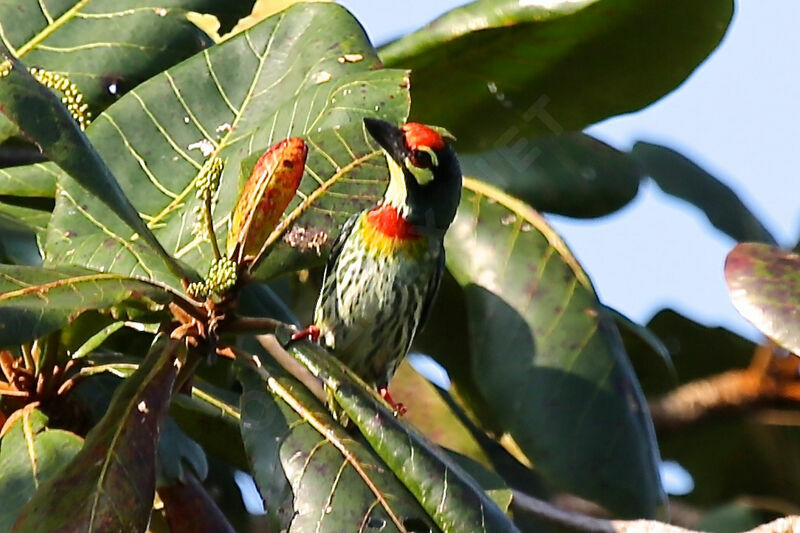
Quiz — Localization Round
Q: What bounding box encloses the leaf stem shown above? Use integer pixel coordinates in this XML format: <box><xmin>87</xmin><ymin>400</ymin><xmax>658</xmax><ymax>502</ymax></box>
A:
<box><xmin>204</xmin><ymin>195</ymin><xmax>222</xmax><ymax>261</ymax></box>
<box><xmin>20</xmin><ymin>343</ymin><xmax>35</xmax><ymax>372</ymax></box>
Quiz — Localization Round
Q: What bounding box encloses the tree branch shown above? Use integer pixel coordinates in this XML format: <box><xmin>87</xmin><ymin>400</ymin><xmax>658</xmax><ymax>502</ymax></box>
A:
<box><xmin>649</xmin><ymin>347</ymin><xmax>800</xmax><ymax>432</ymax></box>
<box><xmin>512</xmin><ymin>490</ymin><xmax>800</xmax><ymax>533</ymax></box>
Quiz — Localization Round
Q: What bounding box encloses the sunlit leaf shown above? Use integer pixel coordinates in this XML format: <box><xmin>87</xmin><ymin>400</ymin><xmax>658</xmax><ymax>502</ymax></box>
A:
<box><xmin>0</xmin><ymin>46</ymin><xmax>187</xmax><ymax>280</ymax></box>
<box><xmin>0</xmin><ymin>264</ymin><xmax>172</xmax><ymax>346</ymax></box>
<box><xmin>13</xmin><ymin>335</ymin><xmax>183</xmax><ymax>533</ymax></box>
<box><xmin>288</xmin><ymin>340</ymin><xmax>521</xmax><ymax>533</ymax></box>
<box><xmin>439</xmin><ymin>178</ymin><xmax>663</xmax><ymax>516</ymax></box>
<box><xmin>725</xmin><ymin>242</ymin><xmax>800</xmax><ymax>354</ymax></box>
<box><xmin>239</xmin><ymin>362</ymin><xmax>438</xmax><ymax>533</ymax></box>
<box><xmin>0</xmin><ymin>409</ymin><xmax>82</xmax><ymax>532</ymax></box>
<box><xmin>35</xmin><ymin>3</ymin><xmax>408</xmax><ymax>289</ymax></box>
<box><xmin>0</xmin><ymin>0</ymin><xmax>256</xmax><ymax>144</ymax></box>
<box><xmin>380</xmin><ymin>0</ymin><xmax>733</xmax><ymax>152</ymax></box>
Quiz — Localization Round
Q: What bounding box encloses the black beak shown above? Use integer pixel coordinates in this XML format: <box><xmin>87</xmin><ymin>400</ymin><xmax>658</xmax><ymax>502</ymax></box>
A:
<box><xmin>364</xmin><ymin>118</ymin><xmax>406</xmax><ymax>163</ymax></box>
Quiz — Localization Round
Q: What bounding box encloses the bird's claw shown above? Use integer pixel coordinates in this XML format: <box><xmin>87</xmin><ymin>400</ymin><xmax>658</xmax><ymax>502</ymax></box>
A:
<box><xmin>291</xmin><ymin>325</ymin><xmax>320</xmax><ymax>343</ymax></box>
<box><xmin>379</xmin><ymin>386</ymin><xmax>407</xmax><ymax>416</ymax></box>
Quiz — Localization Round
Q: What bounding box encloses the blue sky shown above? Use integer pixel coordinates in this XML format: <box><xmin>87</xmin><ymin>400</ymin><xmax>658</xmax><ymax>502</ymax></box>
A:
<box><xmin>339</xmin><ymin>1</ymin><xmax>800</xmax><ymax>339</ymax></box>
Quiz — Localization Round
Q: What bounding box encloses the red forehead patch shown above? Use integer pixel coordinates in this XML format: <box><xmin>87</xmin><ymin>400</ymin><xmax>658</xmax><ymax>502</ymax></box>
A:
<box><xmin>401</xmin><ymin>122</ymin><xmax>445</xmax><ymax>151</ymax></box>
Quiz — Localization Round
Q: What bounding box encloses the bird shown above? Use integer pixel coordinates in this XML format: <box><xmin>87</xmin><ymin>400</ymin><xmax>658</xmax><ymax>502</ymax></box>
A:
<box><xmin>292</xmin><ymin>117</ymin><xmax>462</xmax><ymax>415</ymax></box>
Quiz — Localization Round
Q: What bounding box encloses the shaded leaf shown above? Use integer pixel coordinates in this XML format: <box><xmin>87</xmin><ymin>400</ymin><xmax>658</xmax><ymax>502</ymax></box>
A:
<box><xmin>460</xmin><ymin>133</ymin><xmax>641</xmax><ymax>218</ymax></box>
<box><xmin>0</xmin><ymin>409</ymin><xmax>83</xmax><ymax>532</ymax></box>
<box><xmin>0</xmin><ymin>264</ymin><xmax>171</xmax><ymax>346</ymax></box>
<box><xmin>239</xmin><ymin>361</ymin><xmax>438</xmax><ymax>533</ymax></box>
<box><xmin>158</xmin><ymin>471</ymin><xmax>236</xmax><ymax>533</ymax></box>
<box><xmin>380</xmin><ymin>0</ymin><xmax>733</xmax><ymax>152</ymax></box>
<box><xmin>632</xmin><ymin>141</ymin><xmax>776</xmax><ymax>244</ymax></box>
<box><xmin>389</xmin><ymin>359</ymin><xmax>491</xmax><ymax>467</ymax></box>
<box><xmin>170</xmin><ymin>384</ymin><xmax>247</xmax><ymax>471</ymax></box>
<box><xmin>288</xmin><ymin>340</ymin><xmax>520</xmax><ymax>533</ymax></box>
<box><xmin>39</xmin><ymin>3</ymin><xmax>409</xmax><ymax>289</ymax></box>
<box><xmin>0</xmin><ymin>199</ymin><xmax>49</xmax><ymax>265</ymax></box>
<box><xmin>0</xmin><ymin>46</ymin><xmax>187</xmax><ymax>280</ymax></box>
<box><xmin>0</xmin><ymin>0</ymin><xmax>256</xmax><ymax>144</ymax></box>
<box><xmin>725</xmin><ymin>243</ymin><xmax>800</xmax><ymax>354</ymax></box>
<box><xmin>13</xmin><ymin>335</ymin><xmax>183</xmax><ymax>533</ymax></box>
<box><xmin>623</xmin><ymin>308</ymin><xmax>754</xmax><ymax>396</ymax></box>
<box><xmin>444</xmin><ymin>451</ymin><xmax>513</xmax><ymax>515</ymax></box>
<box><xmin>440</xmin><ymin>178</ymin><xmax>663</xmax><ymax>516</ymax></box>
<box><xmin>156</xmin><ymin>417</ymin><xmax>208</xmax><ymax>487</ymax></box>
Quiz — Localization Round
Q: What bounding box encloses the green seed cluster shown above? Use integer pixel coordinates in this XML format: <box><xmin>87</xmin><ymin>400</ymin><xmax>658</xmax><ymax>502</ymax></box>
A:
<box><xmin>192</xmin><ymin>156</ymin><xmax>224</xmax><ymax>238</ymax></box>
<box><xmin>187</xmin><ymin>258</ymin><xmax>238</xmax><ymax>299</ymax></box>
<box><xmin>29</xmin><ymin>67</ymin><xmax>91</xmax><ymax>130</ymax></box>
<box><xmin>196</xmin><ymin>156</ymin><xmax>223</xmax><ymax>203</ymax></box>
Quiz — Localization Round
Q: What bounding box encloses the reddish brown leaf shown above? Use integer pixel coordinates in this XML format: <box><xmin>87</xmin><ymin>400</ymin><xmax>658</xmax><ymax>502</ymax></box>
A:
<box><xmin>12</xmin><ymin>337</ymin><xmax>183</xmax><ymax>533</ymax></box>
<box><xmin>227</xmin><ymin>138</ymin><xmax>307</xmax><ymax>265</ymax></box>
<box><xmin>725</xmin><ymin>242</ymin><xmax>800</xmax><ymax>354</ymax></box>
<box><xmin>158</xmin><ymin>472</ymin><xmax>235</xmax><ymax>533</ymax></box>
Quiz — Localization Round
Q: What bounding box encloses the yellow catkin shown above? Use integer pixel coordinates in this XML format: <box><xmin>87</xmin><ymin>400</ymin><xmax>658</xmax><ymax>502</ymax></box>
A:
<box><xmin>187</xmin><ymin>258</ymin><xmax>237</xmax><ymax>299</ymax></box>
<box><xmin>29</xmin><ymin>67</ymin><xmax>91</xmax><ymax>130</ymax></box>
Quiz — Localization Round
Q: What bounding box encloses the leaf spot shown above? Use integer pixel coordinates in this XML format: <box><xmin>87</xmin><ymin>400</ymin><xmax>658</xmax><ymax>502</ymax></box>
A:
<box><xmin>137</xmin><ymin>400</ymin><xmax>149</xmax><ymax>414</ymax></box>
<box><xmin>313</xmin><ymin>71</ymin><xmax>332</xmax><ymax>84</ymax></box>
<box><xmin>188</xmin><ymin>139</ymin><xmax>215</xmax><ymax>157</ymax></box>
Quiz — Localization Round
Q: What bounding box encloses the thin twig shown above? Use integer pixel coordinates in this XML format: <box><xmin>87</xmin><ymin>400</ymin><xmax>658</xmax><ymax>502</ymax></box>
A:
<box><xmin>225</xmin><ymin>316</ymin><xmax>289</xmax><ymax>334</ymax></box>
<box><xmin>204</xmin><ymin>194</ymin><xmax>222</xmax><ymax>261</ymax></box>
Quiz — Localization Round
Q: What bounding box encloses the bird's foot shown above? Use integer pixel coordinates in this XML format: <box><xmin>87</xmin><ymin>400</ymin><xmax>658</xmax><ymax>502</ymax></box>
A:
<box><xmin>379</xmin><ymin>386</ymin><xmax>407</xmax><ymax>416</ymax></box>
<box><xmin>291</xmin><ymin>325</ymin><xmax>320</xmax><ymax>343</ymax></box>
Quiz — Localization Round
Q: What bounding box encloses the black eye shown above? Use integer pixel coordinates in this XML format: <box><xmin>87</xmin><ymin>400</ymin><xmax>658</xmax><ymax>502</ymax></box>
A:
<box><xmin>412</xmin><ymin>150</ymin><xmax>432</xmax><ymax>168</ymax></box>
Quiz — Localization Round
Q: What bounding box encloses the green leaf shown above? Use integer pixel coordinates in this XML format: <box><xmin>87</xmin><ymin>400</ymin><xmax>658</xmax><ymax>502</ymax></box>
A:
<box><xmin>239</xmin><ymin>362</ymin><xmax>438</xmax><ymax>533</ymax></box>
<box><xmin>0</xmin><ymin>162</ymin><xmax>58</xmax><ymax>197</ymax></box>
<box><xmin>36</xmin><ymin>3</ymin><xmax>409</xmax><ymax>289</ymax></box>
<box><xmin>389</xmin><ymin>360</ymin><xmax>491</xmax><ymax>468</ymax></box>
<box><xmin>0</xmin><ymin>0</ymin><xmax>256</xmax><ymax>144</ymax></box>
<box><xmin>158</xmin><ymin>471</ymin><xmax>236</xmax><ymax>533</ymax></box>
<box><xmin>632</xmin><ymin>142</ymin><xmax>776</xmax><ymax>244</ymax></box>
<box><xmin>0</xmin><ymin>199</ymin><xmax>50</xmax><ymax>265</ymax></box>
<box><xmin>622</xmin><ymin>308</ymin><xmax>754</xmax><ymax>396</ymax></box>
<box><xmin>170</xmin><ymin>384</ymin><xmax>247</xmax><ymax>471</ymax></box>
<box><xmin>0</xmin><ymin>409</ymin><xmax>83</xmax><ymax>532</ymax></box>
<box><xmin>725</xmin><ymin>243</ymin><xmax>800</xmax><ymax>354</ymax></box>
<box><xmin>287</xmin><ymin>340</ymin><xmax>520</xmax><ymax>533</ymax></box>
<box><xmin>156</xmin><ymin>417</ymin><xmax>208</xmax><ymax>487</ymax></box>
<box><xmin>460</xmin><ymin>133</ymin><xmax>641</xmax><ymax>218</ymax></box>
<box><xmin>440</xmin><ymin>178</ymin><xmax>663</xmax><ymax>516</ymax></box>
<box><xmin>0</xmin><ymin>46</ymin><xmax>188</xmax><ymax>280</ymax></box>
<box><xmin>380</xmin><ymin>0</ymin><xmax>733</xmax><ymax>152</ymax></box>
<box><xmin>0</xmin><ymin>264</ymin><xmax>171</xmax><ymax>346</ymax></box>
<box><xmin>444</xmin><ymin>451</ymin><xmax>513</xmax><ymax>515</ymax></box>
<box><xmin>13</xmin><ymin>335</ymin><xmax>183</xmax><ymax>533</ymax></box>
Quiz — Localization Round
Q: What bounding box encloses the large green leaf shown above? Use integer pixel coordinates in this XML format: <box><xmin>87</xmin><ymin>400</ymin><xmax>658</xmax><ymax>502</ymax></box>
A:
<box><xmin>13</xmin><ymin>336</ymin><xmax>182</xmax><ymax>533</ymax></box>
<box><xmin>239</xmin><ymin>362</ymin><xmax>438</xmax><ymax>533</ymax></box>
<box><xmin>37</xmin><ymin>3</ymin><xmax>408</xmax><ymax>288</ymax></box>
<box><xmin>439</xmin><ymin>178</ymin><xmax>663</xmax><ymax>516</ymax></box>
<box><xmin>0</xmin><ymin>0</ymin><xmax>256</xmax><ymax>145</ymax></box>
<box><xmin>0</xmin><ymin>264</ymin><xmax>171</xmax><ymax>346</ymax></box>
<box><xmin>287</xmin><ymin>340</ymin><xmax>520</xmax><ymax>533</ymax></box>
<box><xmin>460</xmin><ymin>133</ymin><xmax>641</xmax><ymax>218</ymax></box>
<box><xmin>380</xmin><ymin>0</ymin><xmax>733</xmax><ymax>152</ymax></box>
<box><xmin>0</xmin><ymin>45</ymin><xmax>187</xmax><ymax>280</ymax></box>
<box><xmin>725</xmin><ymin>243</ymin><xmax>800</xmax><ymax>354</ymax></box>
<box><xmin>632</xmin><ymin>142</ymin><xmax>776</xmax><ymax>244</ymax></box>
<box><xmin>0</xmin><ymin>409</ymin><xmax>83</xmax><ymax>532</ymax></box>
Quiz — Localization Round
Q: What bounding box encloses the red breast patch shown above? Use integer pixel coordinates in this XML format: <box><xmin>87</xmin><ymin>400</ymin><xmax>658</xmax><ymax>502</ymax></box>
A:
<box><xmin>401</xmin><ymin>123</ymin><xmax>445</xmax><ymax>151</ymax></box>
<box><xmin>365</xmin><ymin>204</ymin><xmax>419</xmax><ymax>240</ymax></box>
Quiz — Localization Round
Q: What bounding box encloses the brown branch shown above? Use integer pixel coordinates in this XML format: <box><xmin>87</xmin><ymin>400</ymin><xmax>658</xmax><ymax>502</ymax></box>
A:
<box><xmin>224</xmin><ymin>316</ymin><xmax>289</xmax><ymax>334</ymax></box>
<box><xmin>512</xmin><ymin>491</ymin><xmax>800</xmax><ymax>533</ymax></box>
<box><xmin>649</xmin><ymin>346</ymin><xmax>800</xmax><ymax>432</ymax></box>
